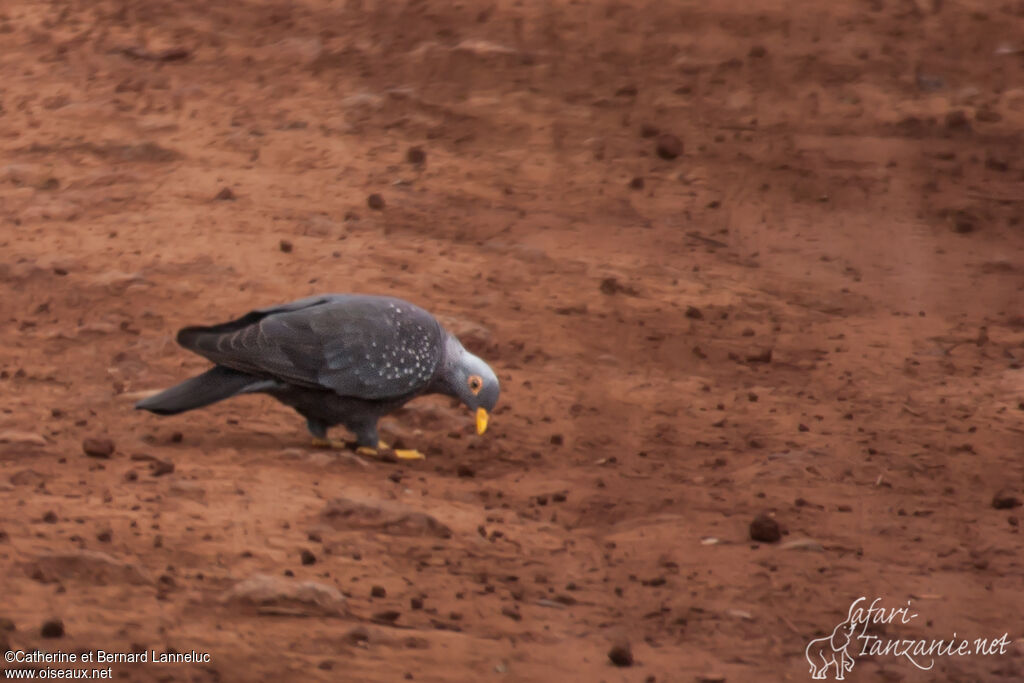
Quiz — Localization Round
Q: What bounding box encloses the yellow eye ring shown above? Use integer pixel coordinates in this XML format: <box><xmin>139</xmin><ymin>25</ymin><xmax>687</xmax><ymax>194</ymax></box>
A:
<box><xmin>467</xmin><ymin>374</ymin><xmax>483</xmax><ymax>395</ymax></box>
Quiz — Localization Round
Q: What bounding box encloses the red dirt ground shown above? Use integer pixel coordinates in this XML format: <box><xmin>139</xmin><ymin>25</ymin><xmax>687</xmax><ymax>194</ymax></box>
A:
<box><xmin>2</xmin><ymin>0</ymin><xmax>1024</xmax><ymax>681</ymax></box>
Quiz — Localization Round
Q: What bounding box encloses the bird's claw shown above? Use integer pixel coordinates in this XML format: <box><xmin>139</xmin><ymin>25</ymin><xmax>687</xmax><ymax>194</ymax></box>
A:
<box><xmin>311</xmin><ymin>437</ymin><xmax>348</xmax><ymax>449</ymax></box>
<box><xmin>354</xmin><ymin>443</ymin><xmax>426</xmax><ymax>461</ymax></box>
<box><xmin>393</xmin><ymin>448</ymin><xmax>426</xmax><ymax>460</ymax></box>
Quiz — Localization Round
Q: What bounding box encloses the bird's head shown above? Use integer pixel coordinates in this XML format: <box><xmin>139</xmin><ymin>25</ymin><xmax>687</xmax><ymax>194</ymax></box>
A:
<box><xmin>442</xmin><ymin>336</ymin><xmax>500</xmax><ymax>435</ymax></box>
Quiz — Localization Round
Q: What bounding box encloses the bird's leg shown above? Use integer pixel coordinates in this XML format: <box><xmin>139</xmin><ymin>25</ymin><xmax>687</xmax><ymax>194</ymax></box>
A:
<box><xmin>307</xmin><ymin>418</ymin><xmax>348</xmax><ymax>450</ymax></box>
<box><xmin>352</xmin><ymin>422</ymin><xmax>425</xmax><ymax>460</ymax></box>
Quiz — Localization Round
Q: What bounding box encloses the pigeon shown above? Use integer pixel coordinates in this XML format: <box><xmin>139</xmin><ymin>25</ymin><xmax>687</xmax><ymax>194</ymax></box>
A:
<box><xmin>136</xmin><ymin>294</ymin><xmax>500</xmax><ymax>460</ymax></box>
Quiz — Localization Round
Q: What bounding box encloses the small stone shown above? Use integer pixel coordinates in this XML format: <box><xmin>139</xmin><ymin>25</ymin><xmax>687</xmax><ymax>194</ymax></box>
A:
<box><xmin>640</xmin><ymin>123</ymin><xmax>659</xmax><ymax>138</ymax></box>
<box><xmin>96</xmin><ymin>529</ymin><xmax>112</xmax><ymax>543</ymax></box>
<box><xmin>607</xmin><ymin>641</ymin><xmax>634</xmax><ymax>667</ymax></box>
<box><xmin>346</xmin><ymin>626</ymin><xmax>369</xmax><ymax>643</ymax></box>
<box><xmin>150</xmin><ymin>460</ymin><xmax>174</xmax><ymax>477</ymax></box>
<box><xmin>373</xmin><ymin>610</ymin><xmax>401</xmax><ymax>623</ymax></box>
<box><xmin>370</xmin><ymin>585</ymin><xmax>387</xmax><ymax>598</ymax></box>
<box><xmin>214</xmin><ymin>187</ymin><xmax>236</xmax><ymax>201</ymax></box>
<box><xmin>456</xmin><ymin>464</ymin><xmax>475</xmax><ymax>478</ymax></box>
<box><xmin>685</xmin><ymin>306</ymin><xmax>703</xmax><ymax>319</ymax></box>
<box><xmin>279</xmin><ymin>239</ymin><xmax>293</xmax><ymax>253</ymax></box>
<box><xmin>367</xmin><ymin>194</ymin><xmax>385</xmax><ymax>210</ymax></box>
<box><xmin>944</xmin><ymin>110</ymin><xmax>970</xmax><ymax>130</ymax></box>
<box><xmin>629</xmin><ymin>177</ymin><xmax>644</xmax><ymax>190</ymax></box>
<box><xmin>410</xmin><ymin>597</ymin><xmax>424</xmax><ymax>610</ymax></box>
<box><xmin>42</xmin><ymin>511</ymin><xmax>58</xmax><ymax>524</ymax></box>
<box><xmin>992</xmin><ymin>490</ymin><xmax>1022</xmax><ymax>510</ymax></box>
<box><xmin>300</xmin><ymin>549</ymin><xmax>317</xmax><ymax>565</ymax></box>
<box><xmin>406</xmin><ymin>147</ymin><xmax>426</xmax><ymax>165</ymax></box>
<box><xmin>798</xmin><ymin>423</ymin><xmax>809</xmax><ymax>432</ymax></box>
<box><xmin>749</xmin><ymin>513</ymin><xmax>781</xmax><ymax>543</ymax></box>
<box><xmin>501</xmin><ymin>605</ymin><xmax>521</xmax><ymax>621</ymax></box>
<box><xmin>748</xmin><ymin>45</ymin><xmax>767</xmax><ymax>58</ymax></box>
<box><xmin>82</xmin><ymin>437</ymin><xmax>115</xmax><ymax>459</ymax></box>
<box><xmin>550</xmin><ymin>434</ymin><xmax>564</xmax><ymax>446</ymax></box>
<box><xmin>655</xmin><ymin>133</ymin><xmax>683</xmax><ymax>160</ymax></box>
<box><xmin>40</xmin><ymin>619</ymin><xmax>64</xmax><ymax>638</ymax></box>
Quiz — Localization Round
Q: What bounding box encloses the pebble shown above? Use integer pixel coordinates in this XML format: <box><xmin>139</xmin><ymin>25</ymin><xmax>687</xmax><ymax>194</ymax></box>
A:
<box><xmin>749</xmin><ymin>513</ymin><xmax>781</xmax><ymax>543</ymax></box>
<box><xmin>607</xmin><ymin>641</ymin><xmax>634</xmax><ymax>667</ymax></box>
<box><xmin>406</xmin><ymin>147</ymin><xmax>426</xmax><ymax>165</ymax></box>
<box><xmin>82</xmin><ymin>437</ymin><xmax>115</xmax><ymax>459</ymax></box>
<box><xmin>655</xmin><ymin>134</ymin><xmax>683</xmax><ymax>160</ymax></box>
<box><xmin>367</xmin><ymin>193</ymin><xmax>385</xmax><ymax>210</ymax></box>
<box><xmin>992</xmin><ymin>490</ymin><xmax>1022</xmax><ymax>510</ymax></box>
<box><xmin>40</xmin><ymin>619</ymin><xmax>64</xmax><ymax>638</ymax></box>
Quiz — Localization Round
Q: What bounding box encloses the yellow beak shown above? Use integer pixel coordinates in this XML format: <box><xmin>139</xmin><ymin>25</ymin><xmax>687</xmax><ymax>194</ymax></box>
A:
<box><xmin>476</xmin><ymin>407</ymin><xmax>489</xmax><ymax>435</ymax></box>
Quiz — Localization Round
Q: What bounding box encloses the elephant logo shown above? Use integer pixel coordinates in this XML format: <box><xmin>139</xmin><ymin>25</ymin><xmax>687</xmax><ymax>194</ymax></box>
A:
<box><xmin>805</xmin><ymin>610</ymin><xmax>859</xmax><ymax>680</ymax></box>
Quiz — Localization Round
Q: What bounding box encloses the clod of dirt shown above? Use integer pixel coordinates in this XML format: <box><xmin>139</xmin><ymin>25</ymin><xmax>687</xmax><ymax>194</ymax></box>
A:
<box><xmin>279</xmin><ymin>239</ymin><xmax>294</xmax><ymax>253</ymax></box>
<box><xmin>10</xmin><ymin>469</ymin><xmax>47</xmax><ymax>487</ymax></box>
<box><xmin>944</xmin><ymin>110</ymin><xmax>970</xmax><ymax>130</ymax></box>
<box><xmin>406</xmin><ymin>147</ymin><xmax>426</xmax><ymax>165</ymax></box>
<box><xmin>370</xmin><ymin>585</ymin><xmax>387</xmax><ymax>598</ymax></box>
<box><xmin>300</xmin><ymin>549</ymin><xmax>317</xmax><ymax>566</ymax></box>
<box><xmin>367</xmin><ymin>194</ymin><xmax>385</xmax><ymax>210</ymax></box>
<box><xmin>346</xmin><ymin>626</ymin><xmax>369</xmax><ymax>644</ymax></box>
<box><xmin>40</xmin><ymin>619</ymin><xmax>64</xmax><ymax>638</ymax></box>
<box><xmin>607</xmin><ymin>641</ymin><xmax>634</xmax><ymax>667</ymax></box>
<box><xmin>410</xmin><ymin>597</ymin><xmax>424</xmax><ymax>610</ymax></box>
<box><xmin>222</xmin><ymin>574</ymin><xmax>347</xmax><ymax>617</ymax></box>
<box><xmin>951</xmin><ymin>210</ymin><xmax>976</xmax><ymax>234</ymax></box>
<box><xmin>749</xmin><ymin>513</ymin><xmax>782</xmax><ymax>543</ymax></box>
<box><xmin>82</xmin><ymin>437</ymin><xmax>115</xmax><ymax>459</ymax></box>
<box><xmin>25</xmin><ymin>550</ymin><xmax>150</xmax><ymax>585</ymax></box>
<box><xmin>629</xmin><ymin>177</ymin><xmax>644</xmax><ymax>190</ymax></box>
<box><xmin>685</xmin><ymin>306</ymin><xmax>703</xmax><ymax>319</ymax></box>
<box><xmin>150</xmin><ymin>459</ymin><xmax>175</xmax><ymax>477</ymax></box>
<box><xmin>655</xmin><ymin>134</ymin><xmax>683</xmax><ymax>160</ymax></box>
<box><xmin>117</xmin><ymin>46</ymin><xmax>190</xmax><ymax>62</ymax></box>
<box><xmin>599</xmin><ymin>277</ymin><xmax>638</xmax><ymax>296</ymax></box>
<box><xmin>456</xmin><ymin>464</ymin><xmax>475</xmax><ymax>478</ymax></box>
<box><xmin>319</xmin><ymin>496</ymin><xmax>452</xmax><ymax>539</ymax></box>
<box><xmin>96</xmin><ymin>528</ymin><xmax>112</xmax><ymax>543</ymax></box>
<box><xmin>746</xmin><ymin>348</ymin><xmax>773</xmax><ymax>364</ymax></box>
<box><xmin>372</xmin><ymin>610</ymin><xmax>400</xmax><ymax>623</ymax></box>
<box><xmin>214</xmin><ymin>187</ymin><xmax>236</xmax><ymax>201</ymax></box>
<box><xmin>992</xmin><ymin>490</ymin><xmax>1022</xmax><ymax>510</ymax></box>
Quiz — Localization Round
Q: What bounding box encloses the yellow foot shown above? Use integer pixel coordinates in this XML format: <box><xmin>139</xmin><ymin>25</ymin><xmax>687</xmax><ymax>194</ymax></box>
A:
<box><xmin>355</xmin><ymin>443</ymin><xmax>426</xmax><ymax>461</ymax></box>
<box><xmin>393</xmin><ymin>449</ymin><xmax>425</xmax><ymax>460</ymax></box>
<box><xmin>311</xmin><ymin>437</ymin><xmax>349</xmax><ymax>449</ymax></box>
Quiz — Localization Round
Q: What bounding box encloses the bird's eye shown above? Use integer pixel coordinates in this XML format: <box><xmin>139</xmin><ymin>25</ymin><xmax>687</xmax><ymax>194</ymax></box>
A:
<box><xmin>467</xmin><ymin>374</ymin><xmax>483</xmax><ymax>395</ymax></box>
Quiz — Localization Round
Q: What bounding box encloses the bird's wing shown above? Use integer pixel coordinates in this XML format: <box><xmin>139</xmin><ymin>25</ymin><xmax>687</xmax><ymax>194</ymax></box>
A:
<box><xmin>176</xmin><ymin>295</ymin><xmax>445</xmax><ymax>400</ymax></box>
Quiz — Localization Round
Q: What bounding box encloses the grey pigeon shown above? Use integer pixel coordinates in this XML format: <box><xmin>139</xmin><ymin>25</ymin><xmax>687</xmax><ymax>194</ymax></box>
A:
<box><xmin>136</xmin><ymin>294</ymin><xmax>500</xmax><ymax>459</ymax></box>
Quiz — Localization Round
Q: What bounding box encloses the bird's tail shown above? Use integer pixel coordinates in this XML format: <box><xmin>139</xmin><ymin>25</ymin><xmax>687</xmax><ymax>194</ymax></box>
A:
<box><xmin>135</xmin><ymin>366</ymin><xmax>266</xmax><ymax>415</ymax></box>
